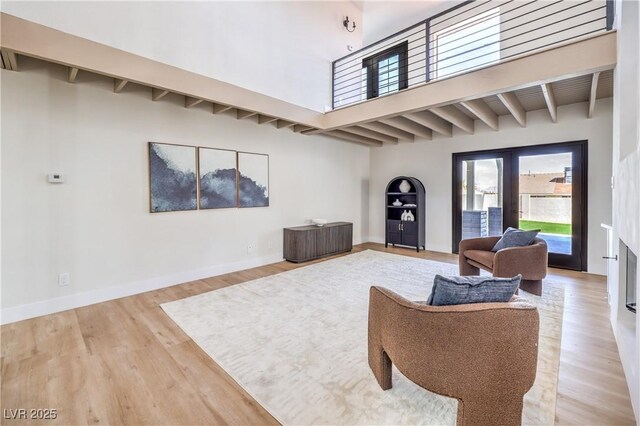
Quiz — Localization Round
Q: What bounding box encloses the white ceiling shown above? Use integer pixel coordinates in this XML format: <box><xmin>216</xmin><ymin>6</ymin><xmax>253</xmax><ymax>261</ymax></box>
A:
<box><xmin>355</xmin><ymin>0</ymin><xmax>464</xmax><ymax>45</ymax></box>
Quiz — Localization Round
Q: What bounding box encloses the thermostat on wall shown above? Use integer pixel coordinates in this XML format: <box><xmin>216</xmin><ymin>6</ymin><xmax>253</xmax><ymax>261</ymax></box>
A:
<box><xmin>48</xmin><ymin>173</ymin><xmax>65</xmax><ymax>183</ymax></box>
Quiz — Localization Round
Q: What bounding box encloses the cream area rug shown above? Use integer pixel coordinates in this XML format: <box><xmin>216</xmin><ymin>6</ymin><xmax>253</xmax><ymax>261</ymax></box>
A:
<box><xmin>162</xmin><ymin>250</ymin><xmax>564</xmax><ymax>425</ymax></box>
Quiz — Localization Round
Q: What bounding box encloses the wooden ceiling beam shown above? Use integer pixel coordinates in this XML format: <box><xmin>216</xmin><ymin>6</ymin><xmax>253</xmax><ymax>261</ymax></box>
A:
<box><xmin>460</xmin><ymin>99</ymin><xmax>499</xmax><ymax>131</ymax></box>
<box><xmin>236</xmin><ymin>109</ymin><xmax>257</xmax><ymax>120</ymax></box>
<box><xmin>340</xmin><ymin>126</ymin><xmax>398</xmax><ymax>144</ymax></box>
<box><xmin>293</xmin><ymin>124</ymin><xmax>313</xmax><ymax>133</ymax></box>
<box><xmin>497</xmin><ymin>92</ymin><xmax>526</xmax><ymax>127</ymax></box>
<box><xmin>405</xmin><ymin>110</ymin><xmax>453</xmax><ymax>136</ymax></box>
<box><xmin>276</xmin><ymin>120</ymin><xmax>295</xmax><ymax>129</ymax></box>
<box><xmin>113</xmin><ymin>78</ymin><xmax>128</xmax><ymax>93</ymax></box>
<box><xmin>152</xmin><ymin>88</ymin><xmax>169</xmax><ymax>101</ymax></box>
<box><xmin>429</xmin><ymin>105</ymin><xmax>474</xmax><ymax>134</ymax></box>
<box><xmin>67</xmin><ymin>67</ymin><xmax>79</xmax><ymax>83</ymax></box>
<box><xmin>0</xmin><ymin>14</ymin><xmax>320</xmax><ymax>127</ymax></box>
<box><xmin>258</xmin><ymin>115</ymin><xmax>278</xmax><ymax>125</ymax></box>
<box><xmin>212</xmin><ymin>103</ymin><xmax>233</xmax><ymax>114</ymax></box>
<box><xmin>299</xmin><ymin>128</ymin><xmax>323</xmax><ymax>135</ymax></box>
<box><xmin>359</xmin><ymin>122</ymin><xmax>415</xmax><ymax>141</ymax></box>
<box><xmin>321</xmin><ymin>33</ymin><xmax>616</xmax><ymax>129</ymax></box>
<box><xmin>379</xmin><ymin>117</ymin><xmax>432</xmax><ymax>140</ymax></box>
<box><xmin>588</xmin><ymin>71</ymin><xmax>600</xmax><ymax>118</ymax></box>
<box><xmin>541</xmin><ymin>83</ymin><xmax>557</xmax><ymax>123</ymax></box>
<box><xmin>324</xmin><ymin>130</ymin><xmax>383</xmax><ymax>147</ymax></box>
<box><xmin>1</xmin><ymin>14</ymin><xmax>615</xmax><ymax>131</ymax></box>
<box><xmin>185</xmin><ymin>96</ymin><xmax>203</xmax><ymax>108</ymax></box>
<box><xmin>0</xmin><ymin>48</ymin><xmax>18</xmax><ymax>71</ymax></box>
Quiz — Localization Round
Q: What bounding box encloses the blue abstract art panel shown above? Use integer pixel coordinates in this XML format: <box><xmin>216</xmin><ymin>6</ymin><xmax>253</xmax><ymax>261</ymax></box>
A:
<box><xmin>198</xmin><ymin>147</ymin><xmax>237</xmax><ymax>209</ymax></box>
<box><xmin>149</xmin><ymin>142</ymin><xmax>197</xmax><ymax>213</ymax></box>
<box><xmin>238</xmin><ymin>152</ymin><xmax>269</xmax><ymax>208</ymax></box>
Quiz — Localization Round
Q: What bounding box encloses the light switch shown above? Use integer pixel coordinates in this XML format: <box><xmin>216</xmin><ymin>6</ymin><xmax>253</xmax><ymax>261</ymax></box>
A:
<box><xmin>58</xmin><ymin>272</ymin><xmax>70</xmax><ymax>287</ymax></box>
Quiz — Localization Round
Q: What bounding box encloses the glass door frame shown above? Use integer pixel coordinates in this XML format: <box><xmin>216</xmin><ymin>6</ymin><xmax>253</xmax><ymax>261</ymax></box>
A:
<box><xmin>452</xmin><ymin>149</ymin><xmax>514</xmax><ymax>254</ymax></box>
<box><xmin>513</xmin><ymin>141</ymin><xmax>588</xmax><ymax>270</ymax></box>
<box><xmin>452</xmin><ymin>140</ymin><xmax>588</xmax><ymax>271</ymax></box>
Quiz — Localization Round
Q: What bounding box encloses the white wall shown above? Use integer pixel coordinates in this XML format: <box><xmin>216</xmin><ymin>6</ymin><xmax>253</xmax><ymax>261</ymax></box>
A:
<box><xmin>0</xmin><ymin>1</ymin><xmax>363</xmax><ymax>112</ymax></box>
<box><xmin>369</xmin><ymin>100</ymin><xmax>614</xmax><ymax>275</ymax></box>
<box><xmin>0</xmin><ymin>59</ymin><xmax>370</xmax><ymax>322</ymax></box>
<box><xmin>361</xmin><ymin>1</ymin><xmax>459</xmax><ymax>45</ymax></box>
<box><xmin>610</xmin><ymin>0</ymin><xmax>640</xmax><ymax>417</ymax></box>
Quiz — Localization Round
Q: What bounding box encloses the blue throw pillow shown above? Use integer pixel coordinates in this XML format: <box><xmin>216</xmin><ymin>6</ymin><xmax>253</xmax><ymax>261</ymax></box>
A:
<box><xmin>427</xmin><ymin>274</ymin><xmax>521</xmax><ymax>306</ymax></box>
<box><xmin>491</xmin><ymin>227</ymin><xmax>540</xmax><ymax>252</ymax></box>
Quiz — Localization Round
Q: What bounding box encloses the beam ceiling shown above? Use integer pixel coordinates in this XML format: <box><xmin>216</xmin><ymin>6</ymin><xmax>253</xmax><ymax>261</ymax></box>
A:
<box><xmin>0</xmin><ymin>13</ymin><xmax>616</xmax><ymax>148</ymax></box>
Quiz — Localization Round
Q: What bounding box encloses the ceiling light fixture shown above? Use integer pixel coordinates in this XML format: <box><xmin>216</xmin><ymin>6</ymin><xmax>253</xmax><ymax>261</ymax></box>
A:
<box><xmin>343</xmin><ymin>16</ymin><xmax>356</xmax><ymax>33</ymax></box>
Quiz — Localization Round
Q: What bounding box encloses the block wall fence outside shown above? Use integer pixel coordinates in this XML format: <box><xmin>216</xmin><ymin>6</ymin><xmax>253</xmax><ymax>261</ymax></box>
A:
<box><xmin>462</xmin><ymin>210</ymin><xmax>487</xmax><ymax>240</ymax></box>
<box><xmin>522</xmin><ymin>196</ymin><xmax>572</xmax><ymax>224</ymax></box>
<box><xmin>0</xmin><ymin>60</ymin><xmax>370</xmax><ymax>323</ymax></box>
<box><xmin>488</xmin><ymin>207</ymin><xmax>502</xmax><ymax>236</ymax></box>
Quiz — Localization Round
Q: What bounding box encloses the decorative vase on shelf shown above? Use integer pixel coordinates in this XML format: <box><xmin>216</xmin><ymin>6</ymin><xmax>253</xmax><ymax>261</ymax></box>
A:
<box><xmin>401</xmin><ymin>210</ymin><xmax>408</xmax><ymax>221</ymax></box>
<box><xmin>392</xmin><ymin>199</ymin><xmax>402</xmax><ymax>206</ymax></box>
<box><xmin>406</xmin><ymin>210</ymin><xmax>415</xmax><ymax>221</ymax></box>
<box><xmin>399</xmin><ymin>179</ymin><xmax>411</xmax><ymax>193</ymax></box>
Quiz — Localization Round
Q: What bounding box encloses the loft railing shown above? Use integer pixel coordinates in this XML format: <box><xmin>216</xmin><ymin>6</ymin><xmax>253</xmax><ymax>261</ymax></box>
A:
<box><xmin>331</xmin><ymin>0</ymin><xmax>613</xmax><ymax>110</ymax></box>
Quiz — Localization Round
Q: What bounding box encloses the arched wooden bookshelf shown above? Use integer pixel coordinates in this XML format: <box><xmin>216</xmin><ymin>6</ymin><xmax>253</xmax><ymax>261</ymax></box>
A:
<box><xmin>385</xmin><ymin>176</ymin><xmax>426</xmax><ymax>252</ymax></box>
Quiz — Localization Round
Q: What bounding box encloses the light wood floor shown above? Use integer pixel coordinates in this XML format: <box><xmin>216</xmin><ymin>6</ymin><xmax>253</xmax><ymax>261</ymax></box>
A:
<box><xmin>1</xmin><ymin>243</ymin><xmax>636</xmax><ymax>425</ymax></box>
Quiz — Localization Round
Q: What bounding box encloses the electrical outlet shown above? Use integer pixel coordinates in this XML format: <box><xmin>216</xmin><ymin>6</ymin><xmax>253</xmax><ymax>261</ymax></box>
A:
<box><xmin>268</xmin><ymin>240</ymin><xmax>273</xmax><ymax>249</ymax></box>
<box><xmin>247</xmin><ymin>244</ymin><xmax>253</xmax><ymax>254</ymax></box>
<box><xmin>58</xmin><ymin>272</ymin><xmax>70</xmax><ymax>287</ymax></box>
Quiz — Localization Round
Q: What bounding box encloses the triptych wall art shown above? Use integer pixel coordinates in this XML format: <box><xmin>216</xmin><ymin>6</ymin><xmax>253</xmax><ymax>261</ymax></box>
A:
<box><xmin>149</xmin><ymin>142</ymin><xmax>269</xmax><ymax>213</ymax></box>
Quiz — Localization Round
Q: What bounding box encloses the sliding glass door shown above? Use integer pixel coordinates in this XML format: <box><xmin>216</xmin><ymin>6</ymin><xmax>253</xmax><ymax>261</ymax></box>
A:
<box><xmin>453</xmin><ymin>151</ymin><xmax>512</xmax><ymax>244</ymax></box>
<box><xmin>453</xmin><ymin>141</ymin><xmax>588</xmax><ymax>271</ymax></box>
<box><xmin>513</xmin><ymin>143</ymin><xmax>587</xmax><ymax>270</ymax></box>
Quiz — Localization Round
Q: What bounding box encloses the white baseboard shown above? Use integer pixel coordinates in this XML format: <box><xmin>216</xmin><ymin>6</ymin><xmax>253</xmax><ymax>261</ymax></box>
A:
<box><xmin>0</xmin><ymin>253</ymin><xmax>284</xmax><ymax>325</ymax></box>
<box><xmin>426</xmin><ymin>244</ymin><xmax>454</xmax><ymax>254</ymax></box>
<box><xmin>0</xmin><ymin>237</ymin><xmax>448</xmax><ymax>325</ymax></box>
<box><xmin>367</xmin><ymin>236</ymin><xmax>385</xmax><ymax>244</ymax></box>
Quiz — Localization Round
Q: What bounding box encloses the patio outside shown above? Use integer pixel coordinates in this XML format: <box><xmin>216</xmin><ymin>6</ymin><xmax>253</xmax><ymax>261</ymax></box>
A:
<box><xmin>462</xmin><ymin>153</ymin><xmax>572</xmax><ymax>255</ymax></box>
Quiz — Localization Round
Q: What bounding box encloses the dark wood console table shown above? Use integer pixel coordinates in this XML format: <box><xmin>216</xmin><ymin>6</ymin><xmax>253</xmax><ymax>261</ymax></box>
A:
<box><xmin>283</xmin><ymin>222</ymin><xmax>353</xmax><ymax>263</ymax></box>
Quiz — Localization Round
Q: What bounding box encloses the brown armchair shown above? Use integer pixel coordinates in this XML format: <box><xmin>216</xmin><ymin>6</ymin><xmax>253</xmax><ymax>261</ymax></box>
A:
<box><xmin>368</xmin><ymin>286</ymin><xmax>539</xmax><ymax>426</ymax></box>
<box><xmin>459</xmin><ymin>236</ymin><xmax>548</xmax><ymax>296</ymax></box>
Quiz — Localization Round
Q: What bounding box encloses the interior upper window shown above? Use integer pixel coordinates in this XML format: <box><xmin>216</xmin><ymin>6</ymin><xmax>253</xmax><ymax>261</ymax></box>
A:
<box><xmin>431</xmin><ymin>8</ymin><xmax>500</xmax><ymax>80</ymax></box>
<box><xmin>362</xmin><ymin>41</ymin><xmax>409</xmax><ymax>100</ymax></box>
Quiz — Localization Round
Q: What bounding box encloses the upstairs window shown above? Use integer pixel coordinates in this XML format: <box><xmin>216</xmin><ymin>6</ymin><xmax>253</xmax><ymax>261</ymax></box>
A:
<box><xmin>431</xmin><ymin>8</ymin><xmax>500</xmax><ymax>79</ymax></box>
<box><xmin>362</xmin><ymin>41</ymin><xmax>409</xmax><ymax>100</ymax></box>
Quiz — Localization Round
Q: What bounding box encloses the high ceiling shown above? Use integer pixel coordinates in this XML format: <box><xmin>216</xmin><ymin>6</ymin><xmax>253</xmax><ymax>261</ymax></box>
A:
<box><xmin>1</xmin><ymin>12</ymin><xmax>617</xmax><ymax>149</ymax></box>
<box><xmin>354</xmin><ymin>0</ymin><xmax>464</xmax><ymax>44</ymax></box>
